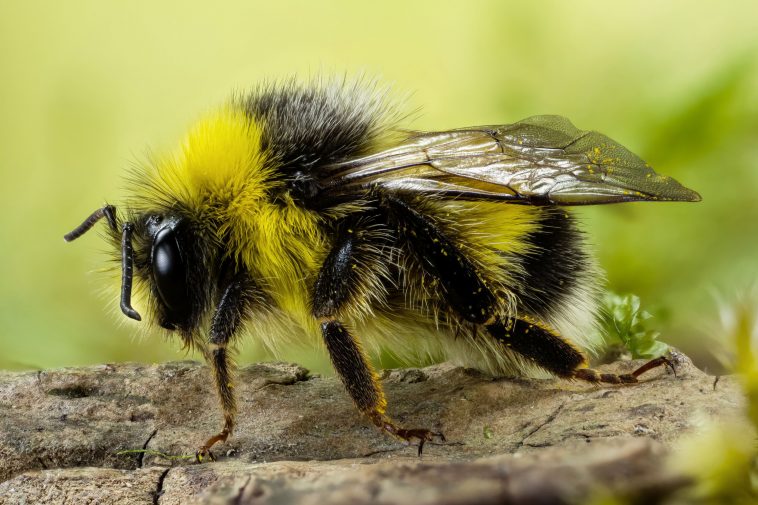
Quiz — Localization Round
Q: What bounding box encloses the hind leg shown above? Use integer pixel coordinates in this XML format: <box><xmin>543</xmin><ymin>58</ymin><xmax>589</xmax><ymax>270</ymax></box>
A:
<box><xmin>487</xmin><ymin>316</ymin><xmax>672</xmax><ymax>383</ymax></box>
<box><xmin>382</xmin><ymin>194</ymin><xmax>671</xmax><ymax>384</ymax></box>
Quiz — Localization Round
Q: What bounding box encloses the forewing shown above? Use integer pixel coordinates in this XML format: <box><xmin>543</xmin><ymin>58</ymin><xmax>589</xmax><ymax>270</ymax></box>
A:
<box><xmin>322</xmin><ymin>115</ymin><xmax>701</xmax><ymax>204</ymax></box>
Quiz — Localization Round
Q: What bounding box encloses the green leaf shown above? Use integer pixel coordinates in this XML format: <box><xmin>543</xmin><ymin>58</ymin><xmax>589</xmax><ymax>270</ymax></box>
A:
<box><xmin>483</xmin><ymin>425</ymin><xmax>494</xmax><ymax>440</ymax></box>
<box><xmin>599</xmin><ymin>293</ymin><xmax>669</xmax><ymax>359</ymax></box>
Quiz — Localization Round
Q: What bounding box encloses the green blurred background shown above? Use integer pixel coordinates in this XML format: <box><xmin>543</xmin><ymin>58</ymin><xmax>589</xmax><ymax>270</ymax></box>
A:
<box><xmin>1</xmin><ymin>1</ymin><xmax>756</xmax><ymax>374</ymax></box>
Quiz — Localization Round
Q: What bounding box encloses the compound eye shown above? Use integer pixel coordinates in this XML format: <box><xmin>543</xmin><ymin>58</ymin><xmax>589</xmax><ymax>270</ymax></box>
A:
<box><xmin>151</xmin><ymin>227</ymin><xmax>191</xmax><ymax>324</ymax></box>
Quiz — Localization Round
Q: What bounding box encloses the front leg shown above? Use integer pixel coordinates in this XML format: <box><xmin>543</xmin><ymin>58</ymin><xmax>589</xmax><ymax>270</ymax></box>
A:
<box><xmin>196</xmin><ymin>269</ymin><xmax>259</xmax><ymax>462</ymax></box>
<box><xmin>312</xmin><ymin>216</ymin><xmax>444</xmax><ymax>455</ymax></box>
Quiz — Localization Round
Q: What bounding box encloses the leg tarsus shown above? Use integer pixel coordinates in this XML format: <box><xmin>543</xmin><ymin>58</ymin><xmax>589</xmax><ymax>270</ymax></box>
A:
<box><xmin>196</xmin><ymin>424</ymin><xmax>230</xmax><ymax>463</ymax></box>
<box><xmin>573</xmin><ymin>355</ymin><xmax>674</xmax><ymax>385</ymax></box>
<box><xmin>369</xmin><ymin>412</ymin><xmax>445</xmax><ymax>456</ymax></box>
<box><xmin>195</xmin><ymin>417</ymin><xmax>234</xmax><ymax>463</ymax></box>
<box><xmin>574</xmin><ymin>367</ymin><xmax>636</xmax><ymax>384</ymax></box>
<box><xmin>631</xmin><ymin>355</ymin><xmax>676</xmax><ymax>378</ymax></box>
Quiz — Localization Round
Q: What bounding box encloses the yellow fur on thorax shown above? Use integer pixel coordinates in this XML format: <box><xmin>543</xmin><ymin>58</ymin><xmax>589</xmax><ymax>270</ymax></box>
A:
<box><xmin>148</xmin><ymin>106</ymin><xmax>326</xmax><ymax>325</ymax></box>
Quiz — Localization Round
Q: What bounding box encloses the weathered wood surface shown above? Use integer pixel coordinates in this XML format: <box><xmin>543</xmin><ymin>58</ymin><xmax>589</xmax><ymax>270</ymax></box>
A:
<box><xmin>0</xmin><ymin>352</ymin><xmax>741</xmax><ymax>504</ymax></box>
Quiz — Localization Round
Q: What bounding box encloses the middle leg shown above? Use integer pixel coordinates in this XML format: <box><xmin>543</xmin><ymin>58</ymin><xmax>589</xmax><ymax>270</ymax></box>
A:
<box><xmin>311</xmin><ymin>214</ymin><xmax>444</xmax><ymax>454</ymax></box>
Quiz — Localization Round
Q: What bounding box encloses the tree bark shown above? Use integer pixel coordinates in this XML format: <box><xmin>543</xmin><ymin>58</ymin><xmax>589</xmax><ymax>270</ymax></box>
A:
<box><xmin>0</xmin><ymin>351</ymin><xmax>742</xmax><ymax>504</ymax></box>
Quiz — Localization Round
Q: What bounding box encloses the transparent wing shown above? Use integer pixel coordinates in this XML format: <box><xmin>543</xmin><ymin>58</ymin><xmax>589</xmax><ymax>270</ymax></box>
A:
<box><xmin>320</xmin><ymin>115</ymin><xmax>701</xmax><ymax>205</ymax></box>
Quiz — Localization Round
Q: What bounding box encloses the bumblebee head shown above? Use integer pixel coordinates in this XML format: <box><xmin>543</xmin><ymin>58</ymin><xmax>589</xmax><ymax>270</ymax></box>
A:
<box><xmin>63</xmin><ymin>104</ymin><xmax>277</xmax><ymax>340</ymax></box>
<box><xmin>64</xmin><ymin>206</ymin><xmax>215</xmax><ymax>335</ymax></box>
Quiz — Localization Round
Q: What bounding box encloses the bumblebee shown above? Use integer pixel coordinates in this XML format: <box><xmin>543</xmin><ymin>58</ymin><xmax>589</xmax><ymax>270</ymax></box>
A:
<box><xmin>65</xmin><ymin>79</ymin><xmax>700</xmax><ymax>459</ymax></box>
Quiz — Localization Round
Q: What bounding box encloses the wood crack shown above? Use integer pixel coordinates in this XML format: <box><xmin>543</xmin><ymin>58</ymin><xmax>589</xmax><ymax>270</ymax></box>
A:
<box><xmin>516</xmin><ymin>401</ymin><xmax>566</xmax><ymax>449</ymax></box>
<box><xmin>153</xmin><ymin>468</ymin><xmax>171</xmax><ymax>505</ymax></box>
<box><xmin>139</xmin><ymin>429</ymin><xmax>158</xmax><ymax>468</ymax></box>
